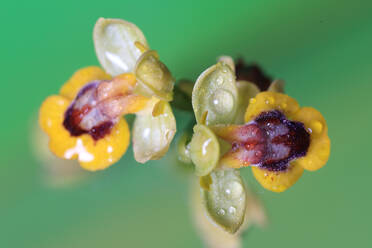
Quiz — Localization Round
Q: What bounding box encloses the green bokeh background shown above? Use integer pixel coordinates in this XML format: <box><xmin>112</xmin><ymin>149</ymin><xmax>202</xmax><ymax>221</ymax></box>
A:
<box><xmin>1</xmin><ymin>0</ymin><xmax>371</xmax><ymax>247</ymax></box>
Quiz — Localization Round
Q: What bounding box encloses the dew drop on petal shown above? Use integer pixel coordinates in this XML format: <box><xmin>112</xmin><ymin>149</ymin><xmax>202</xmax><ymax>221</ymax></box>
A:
<box><xmin>216</xmin><ymin>76</ymin><xmax>224</xmax><ymax>85</ymax></box>
<box><xmin>227</xmin><ymin>181</ymin><xmax>243</xmax><ymax>199</ymax></box>
<box><xmin>311</xmin><ymin>121</ymin><xmax>323</xmax><ymax>134</ymax></box>
<box><xmin>218</xmin><ymin>209</ymin><xmax>226</xmax><ymax>216</ymax></box>
<box><xmin>225</xmin><ymin>188</ymin><xmax>231</xmax><ymax>195</ymax></box>
<box><xmin>228</xmin><ymin>206</ymin><xmax>236</xmax><ymax>214</ymax></box>
<box><xmin>210</xmin><ymin>89</ymin><xmax>234</xmax><ymax>115</ymax></box>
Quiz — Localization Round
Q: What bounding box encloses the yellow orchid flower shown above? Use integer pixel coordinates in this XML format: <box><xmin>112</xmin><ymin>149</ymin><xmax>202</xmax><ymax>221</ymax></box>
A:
<box><xmin>212</xmin><ymin>91</ymin><xmax>330</xmax><ymax>192</ymax></box>
<box><xmin>39</xmin><ymin>18</ymin><xmax>177</xmax><ymax>170</ymax></box>
<box><xmin>39</xmin><ymin>67</ymin><xmax>148</xmax><ymax>171</ymax></box>
<box><xmin>187</xmin><ymin>58</ymin><xmax>330</xmax><ymax>194</ymax></box>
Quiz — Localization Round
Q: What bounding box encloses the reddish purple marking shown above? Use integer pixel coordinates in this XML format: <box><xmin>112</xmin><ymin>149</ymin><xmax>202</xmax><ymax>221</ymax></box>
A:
<box><xmin>233</xmin><ymin>110</ymin><xmax>310</xmax><ymax>171</ymax></box>
<box><xmin>63</xmin><ymin>82</ymin><xmax>114</xmax><ymax>141</ymax></box>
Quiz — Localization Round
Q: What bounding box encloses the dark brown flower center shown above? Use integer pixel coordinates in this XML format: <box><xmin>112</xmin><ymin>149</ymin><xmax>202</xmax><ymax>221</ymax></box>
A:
<box><xmin>63</xmin><ymin>82</ymin><xmax>115</xmax><ymax>141</ymax></box>
<box><xmin>234</xmin><ymin>110</ymin><xmax>310</xmax><ymax>171</ymax></box>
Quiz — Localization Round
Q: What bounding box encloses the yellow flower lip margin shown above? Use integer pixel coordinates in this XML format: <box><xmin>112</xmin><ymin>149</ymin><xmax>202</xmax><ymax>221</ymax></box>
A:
<box><xmin>243</xmin><ymin>91</ymin><xmax>331</xmax><ymax>192</ymax></box>
<box><xmin>38</xmin><ymin>67</ymin><xmax>143</xmax><ymax>171</ymax></box>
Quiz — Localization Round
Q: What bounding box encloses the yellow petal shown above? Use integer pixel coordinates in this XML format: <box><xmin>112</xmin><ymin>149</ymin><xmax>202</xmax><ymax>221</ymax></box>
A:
<box><xmin>244</xmin><ymin>92</ymin><xmax>300</xmax><ymax>123</ymax></box>
<box><xmin>293</xmin><ymin>107</ymin><xmax>328</xmax><ymax>138</ymax></box>
<box><xmin>251</xmin><ymin>162</ymin><xmax>304</xmax><ymax>193</ymax></box>
<box><xmin>39</xmin><ymin>95</ymin><xmax>77</xmax><ymax>157</ymax></box>
<box><xmin>39</xmin><ymin>95</ymin><xmax>130</xmax><ymax>171</ymax></box>
<box><xmin>39</xmin><ymin>95</ymin><xmax>71</xmax><ymax>134</ymax></box>
<box><xmin>292</xmin><ymin>107</ymin><xmax>330</xmax><ymax>171</ymax></box>
<box><xmin>60</xmin><ymin>66</ymin><xmax>111</xmax><ymax>100</ymax></box>
<box><xmin>78</xmin><ymin>118</ymin><xmax>130</xmax><ymax>171</ymax></box>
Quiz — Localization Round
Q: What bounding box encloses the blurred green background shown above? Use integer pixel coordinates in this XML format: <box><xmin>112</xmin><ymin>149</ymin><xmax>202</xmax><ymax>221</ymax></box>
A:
<box><xmin>1</xmin><ymin>0</ymin><xmax>371</xmax><ymax>247</ymax></box>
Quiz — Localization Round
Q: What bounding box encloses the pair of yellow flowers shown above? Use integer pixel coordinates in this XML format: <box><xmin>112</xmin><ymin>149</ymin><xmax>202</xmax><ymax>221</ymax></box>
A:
<box><xmin>39</xmin><ymin>18</ymin><xmax>330</xmax><ymax>193</ymax></box>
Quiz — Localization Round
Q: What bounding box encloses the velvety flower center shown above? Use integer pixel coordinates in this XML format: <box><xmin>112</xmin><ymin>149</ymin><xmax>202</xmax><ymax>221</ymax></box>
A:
<box><xmin>233</xmin><ymin>110</ymin><xmax>310</xmax><ymax>171</ymax></box>
<box><xmin>63</xmin><ymin>82</ymin><xmax>115</xmax><ymax>141</ymax></box>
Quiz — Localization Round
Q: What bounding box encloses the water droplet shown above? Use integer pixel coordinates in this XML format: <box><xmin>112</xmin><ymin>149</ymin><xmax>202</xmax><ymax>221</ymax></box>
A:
<box><xmin>311</xmin><ymin>121</ymin><xmax>323</xmax><ymax>134</ymax></box>
<box><xmin>227</xmin><ymin>181</ymin><xmax>243</xmax><ymax>198</ymax></box>
<box><xmin>210</xmin><ymin>89</ymin><xmax>234</xmax><ymax>114</ymax></box>
<box><xmin>222</xmin><ymin>67</ymin><xmax>228</xmax><ymax>73</ymax></box>
<box><xmin>255</xmin><ymin>151</ymin><xmax>262</xmax><ymax>157</ymax></box>
<box><xmin>265</xmin><ymin>96</ymin><xmax>275</xmax><ymax>105</ymax></box>
<box><xmin>218</xmin><ymin>209</ymin><xmax>226</xmax><ymax>215</ymax></box>
<box><xmin>249</xmin><ymin>98</ymin><xmax>256</xmax><ymax>104</ymax></box>
<box><xmin>216</xmin><ymin>76</ymin><xmax>224</xmax><ymax>85</ymax></box>
<box><xmin>225</xmin><ymin>188</ymin><xmax>231</xmax><ymax>195</ymax></box>
<box><xmin>201</xmin><ymin>138</ymin><xmax>212</xmax><ymax>156</ymax></box>
<box><xmin>228</xmin><ymin>206</ymin><xmax>236</xmax><ymax>214</ymax></box>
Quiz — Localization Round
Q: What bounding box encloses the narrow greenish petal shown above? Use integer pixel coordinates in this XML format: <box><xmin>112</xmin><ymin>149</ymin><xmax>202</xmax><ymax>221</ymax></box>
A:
<box><xmin>133</xmin><ymin>98</ymin><xmax>176</xmax><ymax>163</ymax></box>
<box><xmin>93</xmin><ymin>18</ymin><xmax>148</xmax><ymax>76</ymax></box>
<box><xmin>177</xmin><ymin>132</ymin><xmax>192</xmax><ymax>164</ymax></box>
<box><xmin>234</xmin><ymin>80</ymin><xmax>260</xmax><ymax>124</ymax></box>
<box><xmin>202</xmin><ymin>169</ymin><xmax>247</xmax><ymax>234</ymax></box>
<box><xmin>189</xmin><ymin>124</ymin><xmax>220</xmax><ymax>176</ymax></box>
<box><xmin>217</xmin><ymin>56</ymin><xmax>235</xmax><ymax>73</ymax></box>
<box><xmin>267</xmin><ymin>79</ymin><xmax>285</xmax><ymax>93</ymax></box>
<box><xmin>191</xmin><ymin>178</ymin><xmax>242</xmax><ymax>248</ymax></box>
<box><xmin>192</xmin><ymin>62</ymin><xmax>238</xmax><ymax>125</ymax></box>
<box><xmin>134</xmin><ymin>50</ymin><xmax>174</xmax><ymax>101</ymax></box>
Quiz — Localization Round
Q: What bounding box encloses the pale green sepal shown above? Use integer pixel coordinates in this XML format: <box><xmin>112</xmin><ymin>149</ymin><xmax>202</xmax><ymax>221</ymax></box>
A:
<box><xmin>217</xmin><ymin>56</ymin><xmax>235</xmax><ymax>73</ymax></box>
<box><xmin>134</xmin><ymin>50</ymin><xmax>174</xmax><ymax>101</ymax></box>
<box><xmin>267</xmin><ymin>79</ymin><xmax>285</xmax><ymax>93</ymax></box>
<box><xmin>192</xmin><ymin>63</ymin><xmax>238</xmax><ymax>125</ymax></box>
<box><xmin>189</xmin><ymin>124</ymin><xmax>220</xmax><ymax>176</ymax></box>
<box><xmin>202</xmin><ymin>169</ymin><xmax>247</xmax><ymax>234</ymax></box>
<box><xmin>233</xmin><ymin>80</ymin><xmax>260</xmax><ymax>124</ymax></box>
<box><xmin>177</xmin><ymin>132</ymin><xmax>192</xmax><ymax>164</ymax></box>
<box><xmin>93</xmin><ymin>18</ymin><xmax>148</xmax><ymax>76</ymax></box>
<box><xmin>133</xmin><ymin>98</ymin><xmax>176</xmax><ymax>163</ymax></box>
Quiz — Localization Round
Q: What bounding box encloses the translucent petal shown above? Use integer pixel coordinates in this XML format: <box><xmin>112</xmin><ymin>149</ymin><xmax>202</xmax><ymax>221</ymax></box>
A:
<box><xmin>177</xmin><ymin>132</ymin><xmax>192</xmax><ymax>164</ymax></box>
<box><xmin>191</xmin><ymin>179</ymin><xmax>242</xmax><ymax>248</ymax></box>
<box><xmin>189</xmin><ymin>124</ymin><xmax>220</xmax><ymax>176</ymax></box>
<box><xmin>217</xmin><ymin>56</ymin><xmax>235</xmax><ymax>73</ymax></box>
<box><xmin>267</xmin><ymin>79</ymin><xmax>285</xmax><ymax>93</ymax></box>
<box><xmin>93</xmin><ymin>18</ymin><xmax>148</xmax><ymax>76</ymax></box>
<box><xmin>233</xmin><ymin>80</ymin><xmax>260</xmax><ymax>124</ymax></box>
<box><xmin>202</xmin><ymin>169</ymin><xmax>247</xmax><ymax>234</ymax></box>
<box><xmin>134</xmin><ymin>50</ymin><xmax>174</xmax><ymax>101</ymax></box>
<box><xmin>192</xmin><ymin>62</ymin><xmax>238</xmax><ymax>125</ymax></box>
<box><xmin>133</xmin><ymin>98</ymin><xmax>176</xmax><ymax>163</ymax></box>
